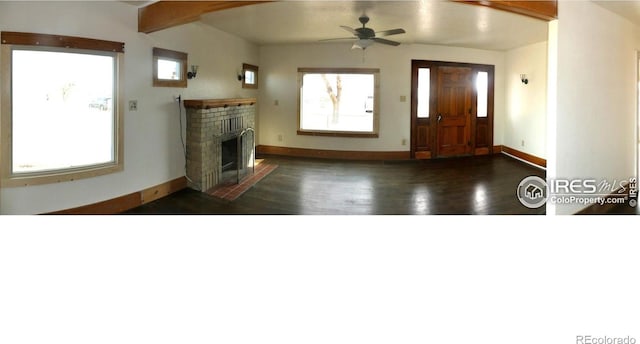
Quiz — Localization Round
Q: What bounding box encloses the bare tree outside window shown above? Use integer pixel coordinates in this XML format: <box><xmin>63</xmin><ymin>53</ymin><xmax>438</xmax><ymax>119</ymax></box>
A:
<box><xmin>321</xmin><ymin>74</ymin><xmax>342</xmax><ymax>125</ymax></box>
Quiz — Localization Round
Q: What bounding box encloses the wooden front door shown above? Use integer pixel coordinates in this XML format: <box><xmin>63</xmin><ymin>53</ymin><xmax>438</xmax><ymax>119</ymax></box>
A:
<box><xmin>435</xmin><ymin>66</ymin><xmax>473</xmax><ymax>157</ymax></box>
<box><xmin>411</xmin><ymin>60</ymin><xmax>494</xmax><ymax>160</ymax></box>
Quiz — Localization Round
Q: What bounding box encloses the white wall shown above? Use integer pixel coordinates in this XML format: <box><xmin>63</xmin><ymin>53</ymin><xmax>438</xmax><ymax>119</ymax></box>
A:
<box><xmin>0</xmin><ymin>1</ymin><xmax>258</xmax><ymax>214</ymax></box>
<box><xmin>505</xmin><ymin>41</ymin><xmax>547</xmax><ymax>159</ymax></box>
<box><xmin>258</xmin><ymin>42</ymin><xmax>506</xmax><ymax>152</ymax></box>
<box><xmin>548</xmin><ymin>0</ymin><xmax>638</xmax><ymax>215</ymax></box>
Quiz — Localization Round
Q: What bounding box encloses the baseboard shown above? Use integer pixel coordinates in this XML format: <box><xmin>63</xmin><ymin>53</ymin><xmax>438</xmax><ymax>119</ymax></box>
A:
<box><xmin>46</xmin><ymin>176</ymin><xmax>187</xmax><ymax>215</ymax></box>
<box><xmin>575</xmin><ymin>183</ymin><xmax>631</xmax><ymax>215</ymax></box>
<box><xmin>498</xmin><ymin>145</ymin><xmax>546</xmax><ymax>169</ymax></box>
<box><xmin>256</xmin><ymin>145</ymin><xmax>411</xmax><ymax>161</ymax></box>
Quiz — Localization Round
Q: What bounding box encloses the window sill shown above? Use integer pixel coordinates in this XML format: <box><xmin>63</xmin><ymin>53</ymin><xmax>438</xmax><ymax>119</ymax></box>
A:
<box><xmin>2</xmin><ymin>163</ymin><xmax>123</xmax><ymax>187</ymax></box>
<box><xmin>297</xmin><ymin>130</ymin><xmax>379</xmax><ymax>138</ymax></box>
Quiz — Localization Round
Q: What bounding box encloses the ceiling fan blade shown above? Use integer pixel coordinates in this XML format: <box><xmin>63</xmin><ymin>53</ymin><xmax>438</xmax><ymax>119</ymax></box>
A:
<box><xmin>320</xmin><ymin>37</ymin><xmax>358</xmax><ymax>42</ymax></box>
<box><xmin>372</xmin><ymin>37</ymin><xmax>401</xmax><ymax>46</ymax></box>
<box><xmin>340</xmin><ymin>25</ymin><xmax>358</xmax><ymax>35</ymax></box>
<box><xmin>375</xmin><ymin>28</ymin><xmax>406</xmax><ymax>37</ymax></box>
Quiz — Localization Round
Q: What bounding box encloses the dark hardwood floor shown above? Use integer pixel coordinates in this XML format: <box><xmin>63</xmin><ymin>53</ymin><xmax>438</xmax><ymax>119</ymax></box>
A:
<box><xmin>124</xmin><ymin>154</ymin><xmax>553</xmax><ymax>215</ymax></box>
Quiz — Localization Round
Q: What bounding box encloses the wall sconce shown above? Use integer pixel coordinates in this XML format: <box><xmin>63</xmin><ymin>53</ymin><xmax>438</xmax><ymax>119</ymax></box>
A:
<box><xmin>187</xmin><ymin>65</ymin><xmax>198</xmax><ymax>79</ymax></box>
<box><xmin>520</xmin><ymin>74</ymin><xmax>528</xmax><ymax>85</ymax></box>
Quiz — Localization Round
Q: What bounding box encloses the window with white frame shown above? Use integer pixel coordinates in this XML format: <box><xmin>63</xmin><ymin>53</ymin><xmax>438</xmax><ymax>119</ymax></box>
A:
<box><xmin>298</xmin><ymin>68</ymin><xmax>380</xmax><ymax>137</ymax></box>
<box><xmin>1</xmin><ymin>32</ymin><xmax>124</xmax><ymax>186</ymax></box>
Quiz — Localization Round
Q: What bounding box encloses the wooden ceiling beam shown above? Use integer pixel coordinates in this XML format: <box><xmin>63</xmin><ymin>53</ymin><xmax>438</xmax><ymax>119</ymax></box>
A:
<box><xmin>138</xmin><ymin>1</ymin><xmax>270</xmax><ymax>34</ymax></box>
<box><xmin>453</xmin><ymin>0</ymin><xmax>558</xmax><ymax>21</ymax></box>
<box><xmin>137</xmin><ymin>0</ymin><xmax>556</xmax><ymax>35</ymax></box>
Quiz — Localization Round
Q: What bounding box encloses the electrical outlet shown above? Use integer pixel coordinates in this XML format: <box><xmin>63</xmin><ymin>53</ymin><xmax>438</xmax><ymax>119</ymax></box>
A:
<box><xmin>129</xmin><ymin>100</ymin><xmax>138</xmax><ymax>111</ymax></box>
<box><xmin>274</xmin><ymin>99</ymin><xmax>279</xmax><ymax>106</ymax></box>
<box><xmin>277</xmin><ymin>133</ymin><xmax>283</xmax><ymax>142</ymax></box>
<box><xmin>521</xmin><ymin>140</ymin><xmax>525</xmax><ymax>147</ymax></box>
<box><xmin>402</xmin><ymin>138</ymin><xmax>407</xmax><ymax>146</ymax></box>
<box><xmin>400</xmin><ymin>95</ymin><xmax>407</xmax><ymax>102</ymax></box>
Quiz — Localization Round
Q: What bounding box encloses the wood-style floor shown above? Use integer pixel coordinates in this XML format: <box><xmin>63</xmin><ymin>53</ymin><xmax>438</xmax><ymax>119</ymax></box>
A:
<box><xmin>124</xmin><ymin>154</ymin><xmax>553</xmax><ymax>215</ymax></box>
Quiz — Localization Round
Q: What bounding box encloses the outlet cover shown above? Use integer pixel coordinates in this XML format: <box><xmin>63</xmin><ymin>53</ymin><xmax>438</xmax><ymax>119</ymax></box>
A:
<box><xmin>129</xmin><ymin>100</ymin><xmax>138</xmax><ymax>111</ymax></box>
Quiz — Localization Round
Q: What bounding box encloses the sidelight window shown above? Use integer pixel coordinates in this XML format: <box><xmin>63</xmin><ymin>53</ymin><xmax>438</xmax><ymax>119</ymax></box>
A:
<box><xmin>476</xmin><ymin>71</ymin><xmax>488</xmax><ymax>118</ymax></box>
<box><xmin>417</xmin><ymin>68</ymin><xmax>430</xmax><ymax>118</ymax></box>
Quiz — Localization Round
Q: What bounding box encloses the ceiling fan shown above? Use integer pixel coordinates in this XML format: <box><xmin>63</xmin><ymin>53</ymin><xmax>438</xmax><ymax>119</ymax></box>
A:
<box><xmin>321</xmin><ymin>15</ymin><xmax>406</xmax><ymax>50</ymax></box>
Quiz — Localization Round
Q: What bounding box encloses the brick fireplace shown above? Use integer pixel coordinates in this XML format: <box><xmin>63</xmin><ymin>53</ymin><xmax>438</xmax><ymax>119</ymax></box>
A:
<box><xmin>183</xmin><ymin>98</ymin><xmax>256</xmax><ymax>192</ymax></box>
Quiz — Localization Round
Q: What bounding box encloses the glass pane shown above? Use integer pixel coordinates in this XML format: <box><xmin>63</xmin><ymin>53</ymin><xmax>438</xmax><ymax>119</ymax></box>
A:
<box><xmin>12</xmin><ymin>49</ymin><xmax>115</xmax><ymax>173</ymax></box>
<box><xmin>477</xmin><ymin>71</ymin><xmax>488</xmax><ymax>118</ymax></box>
<box><xmin>244</xmin><ymin>70</ymin><xmax>255</xmax><ymax>84</ymax></box>
<box><xmin>157</xmin><ymin>58</ymin><xmax>181</xmax><ymax>80</ymax></box>
<box><xmin>300</xmin><ymin>73</ymin><xmax>374</xmax><ymax>132</ymax></box>
<box><xmin>417</xmin><ymin>68</ymin><xmax>430</xmax><ymax>118</ymax></box>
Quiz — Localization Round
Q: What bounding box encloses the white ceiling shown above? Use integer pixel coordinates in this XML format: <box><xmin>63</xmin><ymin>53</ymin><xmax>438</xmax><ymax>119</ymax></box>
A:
<box><xmin>195</xmin><ymin>0</ymin><xmax>549</xmax><ymax>51</ymax></box>
<box><xmin>594</xmin><ymin>0</ymin><xmax>640</xmax><ymax>26</ymax></box>
<box><xmin>127</xmin><ymin>1</ymin><xmax>640</xmax><ymax>51</ymax></box>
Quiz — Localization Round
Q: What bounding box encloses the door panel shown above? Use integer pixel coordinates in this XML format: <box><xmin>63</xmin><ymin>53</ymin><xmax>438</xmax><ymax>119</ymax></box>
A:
<box><xmin>415</xmin><ymin>123</ymin><xmax>431</xmax><ymax>158</ymax></box>
<box><xmin>436</xmin><ymin>66</ymin><xmax>473</xmax><ymax>157</ymax></box>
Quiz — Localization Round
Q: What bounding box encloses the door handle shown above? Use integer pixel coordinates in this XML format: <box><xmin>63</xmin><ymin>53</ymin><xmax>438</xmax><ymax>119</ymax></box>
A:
<box><xmin>437</xmin><ymin>114</ymin><xmax>442</xmax><ymax>122</ymax></box>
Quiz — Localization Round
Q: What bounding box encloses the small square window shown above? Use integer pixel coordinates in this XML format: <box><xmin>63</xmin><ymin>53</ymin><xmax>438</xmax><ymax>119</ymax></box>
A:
<box><xmin>153</xmin><ymin>47</ymin><xmax>187</xmax><ymax>88</ymax></box>
<box><xmin>242</xmin><ymin>63</ymin><xmax>258</xmax><ymax>89</ymax></box>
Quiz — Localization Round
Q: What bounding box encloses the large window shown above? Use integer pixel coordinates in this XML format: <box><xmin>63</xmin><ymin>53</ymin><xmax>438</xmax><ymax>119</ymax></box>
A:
<box><xmin>298</xmin><ymin>68</ymin><xmax>379</xmax><ymax>137</ymax></box>
<box><xmin>1</xmin><ymin>32</ymin><xmax>124</xmax><ymax>186</ymax></box>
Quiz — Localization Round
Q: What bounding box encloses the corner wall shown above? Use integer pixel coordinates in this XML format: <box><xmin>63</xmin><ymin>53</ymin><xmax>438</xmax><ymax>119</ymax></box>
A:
<box><xmin>548</xmin><ymin>0</ymin><xmax>637</xmax><ymax>215</ymax></box>
<box><xmin>505</xmin><ymin>41</ymin><xmax>547</xmax><ymax>159</ymax></box>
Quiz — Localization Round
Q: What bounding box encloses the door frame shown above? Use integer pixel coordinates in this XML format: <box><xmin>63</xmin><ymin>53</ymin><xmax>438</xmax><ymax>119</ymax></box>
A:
<box><xmin>410</xmin><ymin>60</ymin><xmax>495</xmax><ymax>159</ymax></box>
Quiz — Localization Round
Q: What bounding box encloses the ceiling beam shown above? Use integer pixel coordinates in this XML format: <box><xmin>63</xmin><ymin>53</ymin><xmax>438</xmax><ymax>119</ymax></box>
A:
<box><xmin>137</xmin><ymin>0</ymin><xmax>556</xmax><ymax>35</ymax></box>
<box><xmin>454</xmin><ymin>0</ymin><xmax>557</xmax><ymax>21</ymax></box>
<box><xmin>138</xmin><ymin>1</ymin><xmax>270</xmax><ymax>34</ymax></box>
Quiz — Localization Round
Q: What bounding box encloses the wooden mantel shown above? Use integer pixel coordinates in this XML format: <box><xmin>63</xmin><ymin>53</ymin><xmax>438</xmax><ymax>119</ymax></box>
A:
<box><xmin>183</xmin><ymin>98</ymin><xmax>257</xmax><ymax>110</ymax></box>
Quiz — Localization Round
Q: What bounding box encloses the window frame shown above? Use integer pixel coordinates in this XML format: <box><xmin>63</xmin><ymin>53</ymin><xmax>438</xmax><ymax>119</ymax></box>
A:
<box><xmin>1</xmin><ymin>31</ymin><xmax>125</xmax><ymax>187</ymax></box>
<box><xmin>153</xmin><ymin>47</ymin><xmax>187</xmax><ymax>88</ymax></box>
<box><xmin>297</xmin><ymin>67</ymin><xmax>380</xmax><ymax>138</ymax></box>
<box><xmin>242</xmin><ymin>63</ymin><xmax>259</xmax><ymax>89</ymax></box>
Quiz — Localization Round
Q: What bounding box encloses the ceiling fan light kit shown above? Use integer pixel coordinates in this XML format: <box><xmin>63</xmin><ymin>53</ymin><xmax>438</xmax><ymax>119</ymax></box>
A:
<box><xmin>353</xmin><ymin>39</ymin><xmax>374</xmax><ymax>50</ymax></box>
